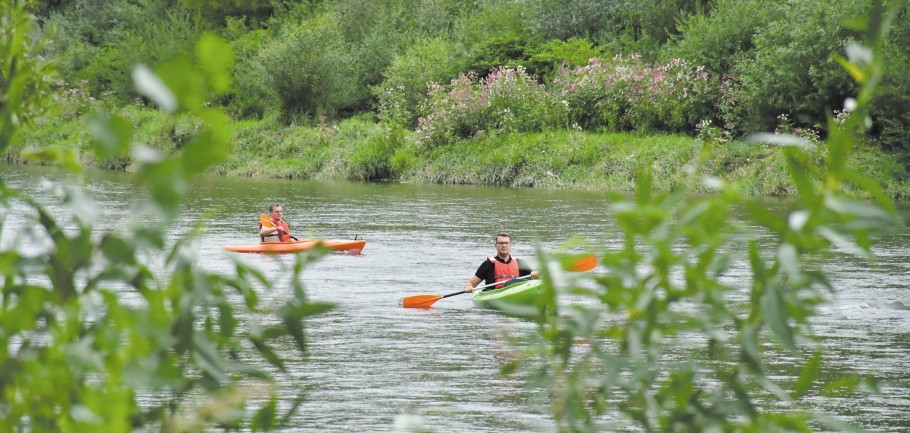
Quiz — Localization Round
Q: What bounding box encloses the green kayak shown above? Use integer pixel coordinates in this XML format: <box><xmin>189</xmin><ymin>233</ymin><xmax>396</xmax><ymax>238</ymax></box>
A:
<box><xmin>472</xmin><ymin>280</ymin><xmax>546</xmax><ymax>314</ymax></box>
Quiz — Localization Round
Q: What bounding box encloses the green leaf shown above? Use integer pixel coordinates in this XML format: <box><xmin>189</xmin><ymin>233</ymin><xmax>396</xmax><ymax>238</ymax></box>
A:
<box><xmin>88</xmin><ymin>113</ymin><xmax>132</xmax><ymax>161</ymax></box>
<box><xmin>250</xmin><ymin>336</ymin><xmax>285</xmax><ymax>371</ymax></box>
<box><xmin>192</xmin><ymin>334</ymin><xmax>230</xmax><ymax>384</ymax></box>
<box><xmin>252</xmin><ymin>395</ymin><xmax>278</xmax><ymax>432</ymax></box>
<box><xmin>196</xmin><ymin>33</ymin><xmax>234</xmax><ymax>95</ymax></box>
<box><xmin>132</xmin><ymin>64</ymin><xmax>177</xmax><ymax>113</ymax></box>
<box><xmin>155</xmin><ymin>55</ymin><xmax>203</xmax><ymax>112</ymax></box>
<box><xmin>792</xmin><ymin>351</ymin><xmax>822</xmax><ymax>398</ymax></box>
<box><xmin>812</xmin><ymin>414</ymin><xmax>867</xmax><ymax>433</ymax></box>
<box><xmin>835</xmin><ymin>55</ymin><xmax>867</xmax><ymax>84</ymax></box>
<box><xmin>777</xmin><ymin>244</ymin><xmax>800</xmax><ymax>280</ymax></box>
<box><xmin>763</xmin><ymin>282</ymin><xmax>797</xmax><ymax>352</ymax></box>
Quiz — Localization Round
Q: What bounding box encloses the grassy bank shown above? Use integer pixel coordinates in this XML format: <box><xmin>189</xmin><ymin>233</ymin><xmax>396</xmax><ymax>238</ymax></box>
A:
<box><xmin>13</xmin><ymin>107</ymin><xmax>910</xmax><ymax>200</ymax></box>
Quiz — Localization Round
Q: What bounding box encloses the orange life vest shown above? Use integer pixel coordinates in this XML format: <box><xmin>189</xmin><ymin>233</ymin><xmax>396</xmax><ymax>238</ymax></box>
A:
<box><xmin>261</xmin><ymin>220</ymin><xmax>292</xmax><ymax>242</ymax></box>
<box><xmin>489</xmin><ymin>256</ymin><xmax>520</xmax><ymax>289</ymax></box>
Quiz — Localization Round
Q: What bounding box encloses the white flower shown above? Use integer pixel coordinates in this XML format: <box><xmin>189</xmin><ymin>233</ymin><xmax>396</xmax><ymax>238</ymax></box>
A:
<box><xmin>843</xmin><ymin>97</ymin><xmax>857</xmax><ymax>112</ymax></box>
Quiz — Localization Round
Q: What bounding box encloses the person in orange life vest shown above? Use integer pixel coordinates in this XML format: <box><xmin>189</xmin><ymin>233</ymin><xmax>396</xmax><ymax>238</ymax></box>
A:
<box><xmin>259</xmin><ymin>203</ymin><xmax>294</xmax><ymax>242</ymax></box>
<box><xmin>464</xmin><ymin>232</ymin><xmax>539</xmax><ymax>293</ymax></box>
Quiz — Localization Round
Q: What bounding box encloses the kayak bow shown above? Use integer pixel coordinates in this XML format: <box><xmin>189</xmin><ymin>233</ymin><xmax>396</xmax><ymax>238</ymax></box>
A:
<box><xmin>472</xmin><ymin>280</ymin><xmax>546</xmax><ymax>314</ymax></box>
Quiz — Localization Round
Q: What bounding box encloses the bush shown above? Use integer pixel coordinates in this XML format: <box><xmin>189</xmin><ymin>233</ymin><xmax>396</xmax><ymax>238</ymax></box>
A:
<box><xmin>526</xmin><ymin>37</ymin><xmax>608</xmax><ymax>83</ymax></box>
<box><xmin>45</xmin><ymin>1</ymin><xmax>203</xmax><ymax>102</ymax></box>
<box><xmin>348</xmin><ymin>125</ymin><xmax>406</xmax><ymax>181</ymax></box>
<box><xmin>415</xmin><ymin>67</ymin><xmax>567</xmax><ymax>147</ymax></box>
<box><xmin>254</xmin><ymin>13</ymin><xmax>361</xmax><ymax>123</ymax></box>
<box><xmin>663</xmin><ymin>0</ymin><xmax>777</xmax><ymax>75</ymax></box>
<box><xmin>177</xmin><ymin>0</ymin><xmax>274</xmax><ymax>27</ymax></box>
<box><xmin>375</xmin><ymin>37</ymin><xmax>467</xmax><ymax>127</ymax></box>
<box><xmin>461</xmin><ymin>0</ymin><xmax>539</xmax><ymax>77</ymax></box>
<box><xmin>3</xmin><ymin>21</ymin><xmax>324</xmax><ymax>431</ymax></box>
<box><xmin>870</xmin><ymin>22</ymin><xmax>910</xmax><ymax>156</ymax></box>
<box><xmin>729</xmin><ymin>0</ymin><xmax>866</xmax><ymax>134</ymax></box>
<box><xmin>465</xmin><ymin>34</ymin><xmax>543</xmax><ymax>79</ymax></box>
<box><xmin>531</xmin><ymin>0</ymin><xmax>624</xmax><ymax>42</ymax></box>
<box><xmin>551</xmin><ymin>55</ymin><xmax>717</xmax><ymax>133</ymax></box>
<box><xmin>225</xmin><ymin>26</ymin><xmax>275</xmax><ymax>119</ymax></box>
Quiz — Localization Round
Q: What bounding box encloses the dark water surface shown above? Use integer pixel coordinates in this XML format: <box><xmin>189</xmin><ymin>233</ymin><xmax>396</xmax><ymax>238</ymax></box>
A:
<box><xmin>2</xmin><ymin>164</ymin><xmax>908</xmax><ymax>432</ymax></box>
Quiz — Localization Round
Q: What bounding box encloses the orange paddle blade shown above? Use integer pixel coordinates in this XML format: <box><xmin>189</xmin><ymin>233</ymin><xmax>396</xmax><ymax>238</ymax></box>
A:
<box><xmin>401</xmin><ymin>294</ymin><xmax>443</xmax><ymax>309</ymax></box>
<box><xmin>568</xmin><ymin>254</ymin><xmax>597</xmax><ymax>272</ymax></box>
<box><xmin>260</xmin><ymin>214</ymin><xmax>276</xmax><ymax>228</ymax></box>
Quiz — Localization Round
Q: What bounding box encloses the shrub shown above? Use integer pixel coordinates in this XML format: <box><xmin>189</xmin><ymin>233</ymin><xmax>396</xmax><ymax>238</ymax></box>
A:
<box><xmin>225</xmin><ymin>27</ymin><xmax>275</xmax><ymax>119</ymax></box>
<box><xmin>465</xmin><ymin>34</ymin><xmax>543</xmax><ymax>79</ymax></box>
<box><xmin>531</xmin><ymin>0</ymin><xmax>624</xmax><ymax>41</ymax></box>
<box><xmin>461</xmin><ymin>0</ymin><xmax>539</xmax><ymax>76</ymax></box>
<box><xmin>415</xmin><ymin>67</ymin><xmax>567</xmax><ymax>147</ymax></box>
<box><xmin>255</xmin><ymin>13</ymin><xmax>361</xmax><ymax>124</ymax></box>
<box><xmin>526</xmin><ymin>37</ymin><xmax>608</xmax><ymax>83</ymax></box>
<box><xmin>177</xmin><ymin>0</ymin><xmax>274</xmax><ymax>27</ymax></box>
<box><xmin>3</xmin><ymin>21</ymin><xmax>324</xmax><ymax>431</ymax></box>
<box><xmin>45</xmin><ymin>1</ymin><xmax>203</xmax><ymax>102</ymax></box>
<box><xmin>729</xmin><ymin>0</ymin><xmax>867</xmax><ymax>134</ymax></box>
<box><xmin>348</xmin><ymin>125</ymin><xmax>406</xmax><ymax>181</ymax></box>
<box><xmin>375</xmin><ymin>37</ymin><xmax>467</xmax><ymax>127</ymax></box>
<box><xmin>551</xmin><ymin>54</ymin><xmax>717</xmax><ymax>133</ymax></box>
<box><xmin>522</xmin><ymin>5</ymin><xmax>902</xmax><ymax>432</ymax></box>
<box><xmin>870</xmin><ymin>25</ymin><xmax>910</xmax><ymax>156</ymax></box>
<box><xmin>663</xmin><ymin>0</ymin><xmax>777</xmax><ymax>75</ymax></box>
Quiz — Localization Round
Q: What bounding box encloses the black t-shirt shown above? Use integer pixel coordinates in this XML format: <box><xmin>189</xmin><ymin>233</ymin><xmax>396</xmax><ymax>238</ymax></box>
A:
<box><xmin>474</xmin><ymin>255</ymin><xmax>532</xmax><ymax>286</ymax></box>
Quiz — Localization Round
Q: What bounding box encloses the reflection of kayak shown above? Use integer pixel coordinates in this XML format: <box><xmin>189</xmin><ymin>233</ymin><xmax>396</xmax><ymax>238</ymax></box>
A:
<box><xmin>472</xmin><ymin>280</ymin><xmax>545</xmax><ymax>314</ymax></box>
<box><xmin>223</xmin><ymin>239</ymin><xmax>366</xmax><ymax>254</ymax></box>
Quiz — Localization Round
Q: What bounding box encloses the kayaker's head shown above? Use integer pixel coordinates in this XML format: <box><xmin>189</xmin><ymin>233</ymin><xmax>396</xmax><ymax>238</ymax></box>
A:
<box><xmin>269</xmin><ymin>203</ymin><xmax>283</xmax><ymax>221</ymax></box>
<box><xmin>494</xmin><ymin>232</ymin><xmax>512</xmax><ymax>259</ymax></box>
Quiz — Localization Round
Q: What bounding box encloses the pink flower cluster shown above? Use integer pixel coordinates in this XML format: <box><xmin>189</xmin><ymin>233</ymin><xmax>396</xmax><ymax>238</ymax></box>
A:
<box><xmin>415</xmin><ymin>67</ymin><xmax>564</xmax><ymax>147</ymax></box>
<box><xmin>411</xmin><ymin>54</ymin><xmax>723</xmax><ymax>147</ymax></box>
<box><xmin>551</xmin><ymin>55</ymin><xmax>716</xmax><ymax>132</ymax></box>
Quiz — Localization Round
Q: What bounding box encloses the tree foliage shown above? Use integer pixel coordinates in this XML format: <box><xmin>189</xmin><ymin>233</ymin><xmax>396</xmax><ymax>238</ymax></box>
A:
<box><xmin>33</xmin><ymin>0</ymin><xmax>910</xmax><ymax>157</ymax></box>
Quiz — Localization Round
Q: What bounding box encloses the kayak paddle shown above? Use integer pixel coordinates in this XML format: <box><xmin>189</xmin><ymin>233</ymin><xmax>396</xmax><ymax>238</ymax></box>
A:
<box><xmin>567</xmin><ymin>254</ymin><xmax>597</xmax><ymax>272</ymax></box>
<box><xmin>400</xmin><ymin>254</ymin><xmax>598</xmax><ymax>309</ymax></box>
<box><xmin>260</xmin><ymin>213</ymin><xmax>299</xmax><ymax>241</ymax></box>
<box><xmin>401</xmin><ymin>275</ymin><xmax>532</xmax><ymax>309</ymax></box>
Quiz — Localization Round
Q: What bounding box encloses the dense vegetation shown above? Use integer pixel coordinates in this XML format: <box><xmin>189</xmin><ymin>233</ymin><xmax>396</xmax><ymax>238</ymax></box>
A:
<box><xmin>5</xmin><ymin>0</ymin><xmax>908</xmax><ymax>198</ymax></box>
<box><xmin>31</xmin><ymin>0</ymin><xmax>910</xmax><ymax>145</ymax></box>
<box><xmin>2</xmin><ymin>0</ymin><xmax>905</xmax><ymax>432</ymax></box>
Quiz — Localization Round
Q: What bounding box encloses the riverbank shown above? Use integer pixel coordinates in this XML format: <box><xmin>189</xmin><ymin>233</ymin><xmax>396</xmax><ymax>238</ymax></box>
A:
<box><xmin>12</xmin><ymin>106</ymin><xmax>910</xmax><ymax>200</ymax></box>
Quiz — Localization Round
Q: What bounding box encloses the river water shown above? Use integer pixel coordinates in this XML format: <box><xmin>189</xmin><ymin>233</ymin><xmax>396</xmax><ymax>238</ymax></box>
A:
<box><xmin>2</xmin><ymin>164</ymin><xmax>908</xmax><ymax>432</ymax></box>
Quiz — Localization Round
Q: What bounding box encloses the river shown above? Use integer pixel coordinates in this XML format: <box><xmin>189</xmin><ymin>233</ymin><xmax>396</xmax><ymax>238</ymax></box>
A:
<box><xmin>2</xmin><ymin>164</ymin><xmax>908</xmax><ymax>432</ymax></box>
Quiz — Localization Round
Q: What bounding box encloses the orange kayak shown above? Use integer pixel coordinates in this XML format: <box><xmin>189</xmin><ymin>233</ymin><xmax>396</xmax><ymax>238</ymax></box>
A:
<box><xmin>223</xmin><ymin>239</ymin><xmax>366</xmax><ymax>254</ymax></box>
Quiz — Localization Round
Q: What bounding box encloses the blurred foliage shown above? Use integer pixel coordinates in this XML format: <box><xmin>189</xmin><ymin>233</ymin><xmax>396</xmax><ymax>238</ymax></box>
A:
<box><xmin>519</xmin><ymin>2</ymin><xmax>902</xmax><ymax>431</ymax></box>
<box><xmin>1</xmin><ymin>4</ymin><xmax>330</xmax><ymax>431</ymax></box>
<box><xmin>1</xmin><ymin>0</ymin><xmax>56</xmax><ymax>149</ymax></box>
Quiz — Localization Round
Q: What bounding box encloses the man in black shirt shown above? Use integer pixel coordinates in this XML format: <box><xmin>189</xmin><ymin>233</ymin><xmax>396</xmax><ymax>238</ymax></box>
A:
<box><xmin>464</xmin><ymin>233</ymin><xmax>539</xmax><ymax>292</ymax></box>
